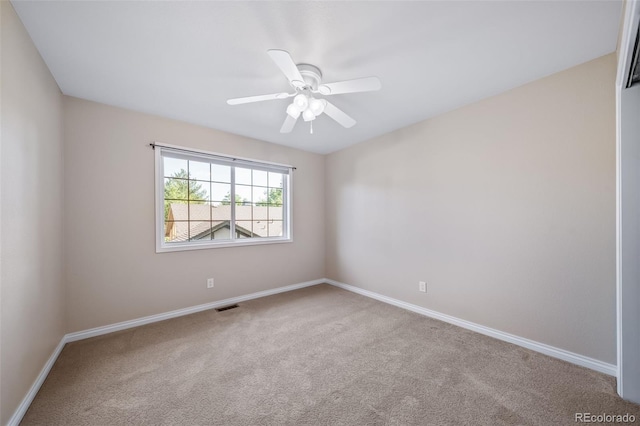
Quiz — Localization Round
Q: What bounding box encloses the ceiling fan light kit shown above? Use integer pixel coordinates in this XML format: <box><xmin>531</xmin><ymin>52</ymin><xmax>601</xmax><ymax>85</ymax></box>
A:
<box><xmin>226</xmin><ymin>49</ymin><xmax>381</xmax><ymax>134</ymax></box>
<box><xmin>288</xmin><ymin>94</ymin><xmax>326</xmax><ymax>122</ymax></box>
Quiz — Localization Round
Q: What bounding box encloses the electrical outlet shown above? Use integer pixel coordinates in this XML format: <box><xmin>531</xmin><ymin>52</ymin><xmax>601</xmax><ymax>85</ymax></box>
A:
<box><xmin>419</xmin><ymin>281</ymin><xmax>426</xmax><ymax>293</ymax></box>
<box><xmin>207</xmin><ymin>278</ymin><xmax>214</xmax><ymax>289</ymax></box>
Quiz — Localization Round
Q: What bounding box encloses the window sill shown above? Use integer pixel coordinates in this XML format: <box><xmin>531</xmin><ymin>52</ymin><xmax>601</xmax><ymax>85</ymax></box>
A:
<box><xmin>156</xmin><ymin>237</ymin><xmax>292</xmax><ymax>253</ymax></box>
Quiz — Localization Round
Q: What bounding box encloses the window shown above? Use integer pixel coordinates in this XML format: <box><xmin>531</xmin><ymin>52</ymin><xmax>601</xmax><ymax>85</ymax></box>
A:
<box><xmin>154</xmin><ymin>144</ymin><xmax>292</xmax><ymax>252</ymax></box>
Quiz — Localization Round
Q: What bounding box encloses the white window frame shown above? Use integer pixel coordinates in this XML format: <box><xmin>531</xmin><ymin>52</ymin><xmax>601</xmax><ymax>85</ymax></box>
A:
<box><xmin>154</xmin><ymin>142</ymin><xmax>293</xmax><ymax>253</ymax></box>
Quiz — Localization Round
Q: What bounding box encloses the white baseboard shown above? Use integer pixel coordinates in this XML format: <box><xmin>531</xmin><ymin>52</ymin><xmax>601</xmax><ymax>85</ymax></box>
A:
<box><xmin>6</xmin><ymin>338</ymin><xmax>66</xmax><ymax>426</ymax></box>
<box><xmin>7</xmin><ymin>278</ymin><xmax>324</xmax><ymax>426</ymax></box>
<box><xmin>325</xmin><ymin>279</ymin><xmax>617</xmax><ymax>377</ymax></box>
<box><xmin>65</xmin><ymin>278</ymin><xmax>324</xmax><ymax>342</ymax></box>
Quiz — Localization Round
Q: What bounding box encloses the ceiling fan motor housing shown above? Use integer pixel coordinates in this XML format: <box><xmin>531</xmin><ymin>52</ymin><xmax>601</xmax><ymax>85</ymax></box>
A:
<box><xmin>296</xmin><ymin>64</ymin><xmax>322</xmax><ymax>91</ymax></box>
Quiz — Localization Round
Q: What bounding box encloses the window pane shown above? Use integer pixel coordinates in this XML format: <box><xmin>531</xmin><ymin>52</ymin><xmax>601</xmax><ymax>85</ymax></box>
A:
<box><xmin>212</xmin><ymin>164</ymin><xmax>230</xmax><ymax>183</ymax></box>
<box><xmin>236</xmin><ymin>167</ymin><xmax>251</xmax><ymax>185</ymax></box>
<box><xmin>212</xmin><ymin>222</ymin><xmax>231</xmax><ymax>240</ymax></box>
<box><xmin>268</xmin><ymin>205</ymin><xmax>283</xmax><ymax>221</ymax></box>
<box><xmin>253</xmin><ymin>170</ymin><xmax>268</xmax><ymax>186</ymax></box>
<box><xmin>253</xmin><ymin>205</ymin><xmax>268</xmax><ymax>220</ymax></box>
<box><xmin>252</xmin><ymin>220</ymin><xmax>267</xmax><ymax>237</ymax></box>
<box><xmin>164</xmin><ymin>157</ymin><xmax>188</xmax><ymax>178</ymax></box>
<box><xmin>268</xmin><ymin>172</ymin><xmax>283</xmax><ymax>188</ymax></box>
<box><xmin>189</xmin><ymin>202</ymin><xmax>210</xmax><ymax>221</ymax></box>
<box><xmin>235</xmin><ymin>204</ymin><xmax>252</xmax><ymax>221</ymax></box>
<box><xmin>235</xmin><ymin>220</ymin><xmax>253</xmax><ymax>238</ymax></box>
<box><xmin>211</xmin><ymin>183</ymin><xmax>230</xmax><ymax>202</ymax></box>
<box><xmin>253</xmin><ymin>187</ymin><xmax>268</xmax><ymax>205</ymax></box>
<box><xmin>165</xmin><ymin>178</ymin><xmax>188</xmax><ymax>200</ymax></box>
<box><xmin>265</xmin><ymin>188</ymin><xmax>283</xmax><ymax>205</ymax></box>
<box><xmin>189</xmin><ymin>160</ymin><xmax>210</xmax><ymax>181</ymax></box>
<box><xmin>165</xmin><ymin>200</ymin><xmax>187</xmax><ymax>221</ymax></box>
<box><xmin>165</xmin><ymin>221</ymin><xmax>189</xmax><ymax>242</ymax></box>
<box><xmin>209</xmin><ymin>203</ymin><xmax>231</xmax><ymax>241</ymax></box>
<box><xmin>212</xmin><ymin>203</ymin><xmax>231</xmax><ymax>222</ymax></box>
<box><xmin>189</xmin><ymin>180</ymin><xmax>209</xmax><ymax>201</ymax></box>
<box><xmin>235</xmin><ymin>185</ymin><xmax>252</xmax><ymax>204</ymax></box>
<box><xmin>268</xmin><ymin>221</ymin><xmax>283</xmax><ymax>237</ymax></box>
<box><xmin>189</xmin><ymin>221</ymin><xmax>212</xmax><ymax>241</ymax></box>
<box><xmin>164</xmin><ymin>221</ymin><xmax>176</xmax><ymax>241</ymax></box>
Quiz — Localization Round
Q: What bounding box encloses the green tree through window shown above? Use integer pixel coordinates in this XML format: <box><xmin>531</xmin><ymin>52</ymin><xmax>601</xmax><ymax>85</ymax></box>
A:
<box><xmin>256</xmin><ymin>188</ymin><xmax>283</xmax><ymax>206</ymax></box>
<box><xmin>222</xmin><ymin>192</ymin><xmax>249</xmax><ymax>205</ymax></box>
<box><xmin>164</xmin><ymin>169</ymin><xmax>207</xmax><ymax>219</ymax></box>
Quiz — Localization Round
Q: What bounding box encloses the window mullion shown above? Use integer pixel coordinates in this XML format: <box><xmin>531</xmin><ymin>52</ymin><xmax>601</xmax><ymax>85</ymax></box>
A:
<box><xmin>209</xmin><ymin>163</ymin><xmax>213</xmax><ymax>240</ymax></box>
<box><xmin>230</xmin><ymin>166</ymin><xmax>236</xmax><ymax>239</ymax></box>
<box><xmin>283</xmin><ymin>175</ymin><xmax>289</xmax><ymax>238</ymax></box>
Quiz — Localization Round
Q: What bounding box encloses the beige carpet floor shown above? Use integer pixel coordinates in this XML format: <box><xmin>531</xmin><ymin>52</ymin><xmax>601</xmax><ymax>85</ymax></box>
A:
<box><xmin>22</xmin><ymin>284</ymin><xmax>640</xmax><ymax>425</ymax></box>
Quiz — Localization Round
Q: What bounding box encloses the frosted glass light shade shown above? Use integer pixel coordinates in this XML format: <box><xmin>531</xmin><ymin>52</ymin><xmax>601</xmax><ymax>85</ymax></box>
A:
<box><xmin>286</xmin><ymin>103</ymin><xmax>301</xmax><ymax>118</ymax></box>
<box><xmin>302</xmin><ymin>109</ymin><xmax>316</xmax><ymax>122</ymax></box>
<box><xmin>293</xmin><ymin>94</ymin><xmax>309</xmax><ymax>110</ymax></box>
<box><xmin>308</xmin><ymin>98</ymin><xmax>325</xmax><ymax>115</ymax></box>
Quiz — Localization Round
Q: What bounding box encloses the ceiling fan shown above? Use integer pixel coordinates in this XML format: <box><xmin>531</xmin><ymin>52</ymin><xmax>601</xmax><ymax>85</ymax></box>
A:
<box><xmin>226</xmin><ymin>49</ymin><xmax>381</xmax><ymax>134</ymax></box>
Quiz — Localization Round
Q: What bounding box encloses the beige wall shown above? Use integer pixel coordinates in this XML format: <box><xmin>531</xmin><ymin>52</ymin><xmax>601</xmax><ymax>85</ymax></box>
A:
<box><xmin>63</xmin><ymin>97</ymin><xmax>325</xmax><ymax>332</ymax></box>
<box><xmin>325</xmin><ymin>54</ymin><xmax>617</xmax><ymax>364</ymax></box>
<box><xmin>0</xmin><ymin>1</ymin><xmax>65</xmax><ymax>424</ymax></box>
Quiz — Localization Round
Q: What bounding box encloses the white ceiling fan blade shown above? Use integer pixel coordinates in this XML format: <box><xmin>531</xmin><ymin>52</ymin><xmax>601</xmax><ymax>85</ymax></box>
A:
<box><xmin>323</xmin><ymin>101</ymin><xmax>356</xmax><ymax>128</ymax></box>
<box><xmin>227</xmin><ymin>92</ymin><xmax>293</xmax><ymax>105</ymax></box>
<box><xmin>268</xmin><ymin>49</ymin><xmax>305</xmax><ymax>88</ymax></box>
<box><xmin>280</xmin><ymin>114</ymin><xmax>298</xmax><ymax>133</ymax></box>
<box><xmin>317</xmin><ymin>76</ymin><xmax>381</xmax><ymax>95</ymax></box>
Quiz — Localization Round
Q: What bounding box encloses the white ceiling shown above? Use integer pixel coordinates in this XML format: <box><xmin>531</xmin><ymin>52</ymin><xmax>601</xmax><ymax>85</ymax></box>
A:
<box><xmin>12</xmin><ymin>1</ymin><xmax>622</xmax><ymax>154</ymax></box>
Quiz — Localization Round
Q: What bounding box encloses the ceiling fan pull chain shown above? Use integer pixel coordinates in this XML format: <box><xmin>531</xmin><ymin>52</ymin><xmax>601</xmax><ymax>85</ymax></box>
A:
<box><xmin>310</xmin><ymin>121</ymin><xmax>313</xmax><ymax>135</ymax></box>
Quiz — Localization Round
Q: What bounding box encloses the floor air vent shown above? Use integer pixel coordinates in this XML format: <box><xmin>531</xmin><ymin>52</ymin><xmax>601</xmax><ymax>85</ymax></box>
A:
<box><xmin>215</xmin><ymin>304</ymin><xmax>239</xmax><ymax>312</ymax></box>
